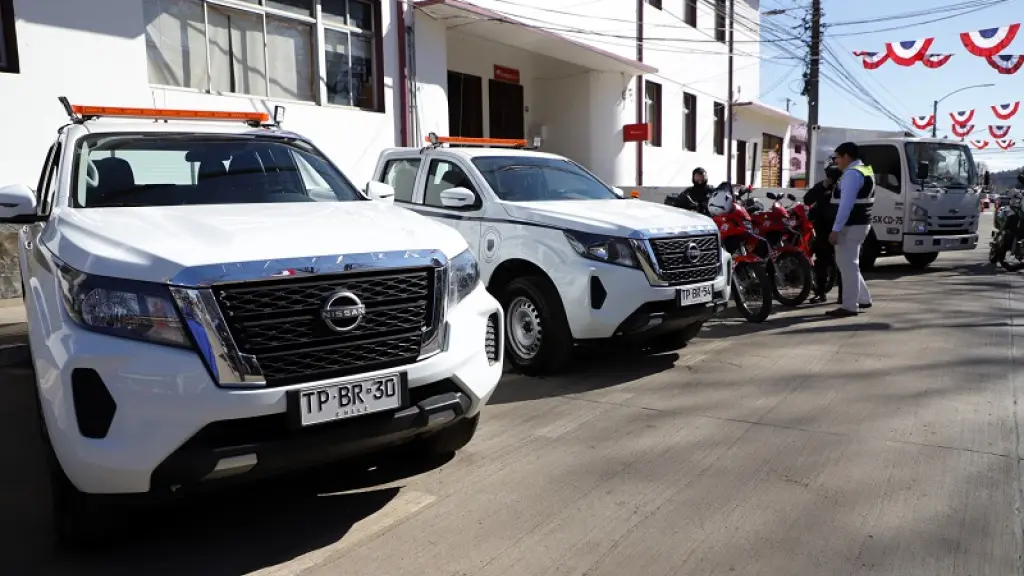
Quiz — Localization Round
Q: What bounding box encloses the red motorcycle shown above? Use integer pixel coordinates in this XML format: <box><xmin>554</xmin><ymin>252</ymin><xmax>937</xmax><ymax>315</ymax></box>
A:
<box><xmin>747</xmin><ymin>191</ymin><xmax>813</xmax><ymax>307</ymax></box>
<box><xmin>709</xmin><ymin>186</ymin><xmax>773</xmax><ymax>323</ymax></box>
<box><xmin>766</xmin><ymin>191</ymin><xmax>839</xmax><ymax>295</ymax></box>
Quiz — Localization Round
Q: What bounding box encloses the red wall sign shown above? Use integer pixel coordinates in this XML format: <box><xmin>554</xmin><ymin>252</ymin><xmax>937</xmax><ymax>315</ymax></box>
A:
<box><xmin>623</xmin><ymin>123</ymin><xmax>651</xmax><ymax>142</ymax></box>
<box><xmin>493</xmin><ymin>64</ymin><xmax>521</xmax><ymax>84</ymax></box>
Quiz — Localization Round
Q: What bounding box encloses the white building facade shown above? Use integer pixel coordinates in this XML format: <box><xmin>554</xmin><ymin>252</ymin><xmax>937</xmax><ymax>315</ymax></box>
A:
<box><xmin>0</xmin><ymin>0</ymin><xmax>795</xmax><ymax>192</ymax></box>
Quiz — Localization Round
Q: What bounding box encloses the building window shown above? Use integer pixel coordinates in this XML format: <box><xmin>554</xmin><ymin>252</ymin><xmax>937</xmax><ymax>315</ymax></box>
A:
<box><xmin>645</xmin><ymin>80</ymin><xmax>662</xmax><ymax>147</ymax></box>
<box><xmin>794</xmin><ymin>143</ymin><xmax>803</xmax><ymax>154</ymax></box>
<box><xmin>646</xmin><ymin>0</ymin><xmax>662</xmax><ymax>9</ymax></box>
<box><xmin>713</xmin><ymin>101</ymin><xmax>725</xmax><ymax>155</ymax></box>
<box><xmin>684</xmin><ymin>0</ymin><xmax>697</xmax><ymax>27</ymax></box>
<box><xmin>714</xmin><ymin>0</ymin><xmax>727</xmax><ymax>43</ymax></box>
<box><xmin>144</xmin><ymin>0</ymin><xmax>381</xmax><ymax>112</ymax></box>
<box><xmin>683</xmin><ymin>92</ymin><xmax>696</xmax><ymax>152</ymax></box>
<box><xmin>0</xmin><ymin>0</ymin><xmax>19</xmax><ymax>74</ymax></box>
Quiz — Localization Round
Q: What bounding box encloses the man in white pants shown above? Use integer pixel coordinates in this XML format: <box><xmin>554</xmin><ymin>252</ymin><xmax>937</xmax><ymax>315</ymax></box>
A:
<box><xmin>827</xmin><ymin>142</ymin><xmax>874</xmax><ymax>318</ymax></box>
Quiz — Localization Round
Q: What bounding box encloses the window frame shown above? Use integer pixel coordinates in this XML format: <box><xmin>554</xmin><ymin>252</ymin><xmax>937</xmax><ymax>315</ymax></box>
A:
<box><xmin>683</xmin><ymin>92</ymin><xmax>697</xmax><ymax>152</ymax></box>
<box><xmin>684</xmin><ymin>0</ymin><xmax>697</xmax><ymax>27</ymax></box>
<box><xmin>145</xmin><ymin>0</ymin><xmax>384</xmax><ymax>112</ymax></box>
<box><xmin>645</xmin><ymin>80</ymin><xmax>663</xmax><ymax>148</ymax></box>
<box><xmin>713</xmin><ymin>102</ymin><xmax>725</xmax><ymax>156</ymax></box>
<box><xmin>0</xmin><ymin>0</ymin><xmax>19</xmax><ymax>74</ymax></box>
<box><xmin>714</xmin><ymin>0</ymin><xmax>727</xmax><ymax>43</ymax></box>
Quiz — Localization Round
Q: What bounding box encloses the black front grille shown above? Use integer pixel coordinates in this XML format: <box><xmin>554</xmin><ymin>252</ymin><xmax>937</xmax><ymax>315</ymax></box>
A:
<box><xmin>649</xmin><ymin>234</ymin><xmax>721</xmax><ymax>285</ymax></box>
<box><xmin>213</xmin><ymin>268</ymin><xmax>437</xmax><ymax>386</ymax></box>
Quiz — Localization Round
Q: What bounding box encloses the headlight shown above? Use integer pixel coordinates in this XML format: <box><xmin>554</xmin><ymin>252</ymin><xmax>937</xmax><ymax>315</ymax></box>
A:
<box><xmin>448</xmin><ymin>249</ymin><xmax>480</xmax><ymax>309</ymax></box>
<box><xmin>56</xmin><ymin>260</ymin><xmax>188</xmax><ymax>347</ymax></box>
<box><xmin>911</xmin><ymin>220</ymin><xmax>927</xmax><ymax>234</ymax></box>
<box><xmin>563</xmin><ymin>230</ymin><xmax>639</xmax><ymax>268</ymax></box>
<box><xmin>911</xmin><ymin>204</ymin><xmax>928</xmax><ymax>218</ymax></box>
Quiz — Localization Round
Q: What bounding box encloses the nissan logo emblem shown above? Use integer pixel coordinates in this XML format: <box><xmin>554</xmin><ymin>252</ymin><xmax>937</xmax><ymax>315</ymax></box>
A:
<box><xmin>685</xmin><ymin>242</ymin><xmax>701</xmax><ymax>263</ymax></box>
<box><xmin>320</xmin><ymin>290</ymin><xmax>366</xmax><ymax>332</ymax></box>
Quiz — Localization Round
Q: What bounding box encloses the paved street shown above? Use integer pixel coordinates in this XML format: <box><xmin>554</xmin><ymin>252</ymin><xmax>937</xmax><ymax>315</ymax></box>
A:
<box><xmin>2</xmin><ymin>216</ymin><xmax>1022</xmax><ymax>575</ymax></box>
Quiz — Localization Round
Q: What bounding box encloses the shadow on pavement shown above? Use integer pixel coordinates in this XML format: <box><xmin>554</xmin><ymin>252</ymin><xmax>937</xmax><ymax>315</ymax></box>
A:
<box><xmin>0</xmin><ymin>364</ymin><xmax>451</xmax><ymax>576</ymax></box>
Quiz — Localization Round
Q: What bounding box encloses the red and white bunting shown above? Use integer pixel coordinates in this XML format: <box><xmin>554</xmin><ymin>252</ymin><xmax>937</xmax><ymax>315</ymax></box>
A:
<box><xmin>986</xmin><ymin>54</ymin><xmax>1024</xmax><ymax>74</ymax></box>
<box><xmin>971</xmin><ymin>139</ymin><xmax>990</xmax><ymax>149</ymax></box>
<box><xmin>997</xmin><ymin>139</ymin><xmax>1016</xmax><ymax>150</ymax></box>
<box><xmin>911</xmin><ymin>115</ymin><xmax>935</xmax><ymax>130</ymax></box>
<box><xmin>885</xmin><ymin>38</ymin><xmax>935</xmax><ymax>66</ymax></box>
<box><xmin>921</xmin><ymin>53</ymin><xmax>953</xmax><ymax>69</ymax></box>
<box><xmin>989</xmin><ymin>125</ymin><xmax>1012</xmax><ymax>138</ymax></box>
<box><xmin>950</xmin><ymin>110</ymin><xmax>975</xmax><ymax>126</ymax></box>
<box><xmin>853</xmin><ymin>50</ymin><xmax>889</xmax><ymax>69</ymax></box>
<box><xmin>960</xmin><ymin>24</ymin><xmax>1020</xmax><ymax>57</ymax></box>
<box><xmin>992</xmin><ymin>102</ymin><xmax>1021</xmax><ymax>120</ymax></box>
<box><xmin>952</xmin><ymin>123</ymin><xmax>975</xmax><ymax>138</ymax></box>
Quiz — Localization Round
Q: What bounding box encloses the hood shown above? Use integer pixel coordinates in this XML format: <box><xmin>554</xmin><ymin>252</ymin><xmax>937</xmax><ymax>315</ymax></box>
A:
<box><xmin>43</xmin><ymin>202</ymin><xmax>469</xmax><ymax>284</ymax></box>
<box><xmin>501</xmin><ymin>199</ymin><xmax>717</xmax><ymax>237</ymax></box>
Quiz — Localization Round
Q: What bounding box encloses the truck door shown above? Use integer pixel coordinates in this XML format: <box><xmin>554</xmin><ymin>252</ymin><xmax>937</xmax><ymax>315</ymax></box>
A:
<box><xmin>413</xmin><ymin>156</ymin><xmax>484</xmax><ymax>259</ymax></box>
<box><xmin>858</xmin><ymin>144</ymin><xmax>903</xmax><ymax>245</ymax></box>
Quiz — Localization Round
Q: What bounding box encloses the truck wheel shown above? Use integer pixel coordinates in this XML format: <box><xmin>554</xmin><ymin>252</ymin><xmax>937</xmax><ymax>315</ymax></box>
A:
<box><xmin>499</xmin><ymin>276</ymin><xmax>573</xmax><ymax>375</ymax></box>
<box><xmin>419</xmin><ymin>414</ymin><xmax>479</xmax><ymax>457</ymax></box>
<box><xmin>645</xmin><ymin>321</ymin><xmax>705</xmax><ymax>353</ymax></box>
<box><xmin>859</xmin><ymin>233</ymin><xmax>879</xmax><ymax>272</ymax></box>
<box><xmin>904</xmin><ymin>252</ymin><xmax>938</xmax><ymax>269</ymax></box>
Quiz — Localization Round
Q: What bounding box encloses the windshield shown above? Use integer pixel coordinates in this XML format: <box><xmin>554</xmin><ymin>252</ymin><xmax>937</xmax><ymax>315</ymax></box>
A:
<box><xmin>904</xmin><ymin>142</ymin><xmax>977</xmax><ymax>188</ymax></box>
<box><xmin>72</xmin><ymin>134</ymin><xmax>364</xmax><ymax>208</ymax></box>
<box><xmin>471</xmin><ymin>156</ymin><xmax>617</xmax><ymax>202</ymax></box>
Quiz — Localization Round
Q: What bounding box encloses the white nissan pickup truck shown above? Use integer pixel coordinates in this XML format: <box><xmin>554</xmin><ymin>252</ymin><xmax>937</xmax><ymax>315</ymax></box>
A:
<box><xmin>0</xmin><ymin>100</ymin><xmax>503</xmax><ymax>543</ymax></box>
<box><xmin>372</xmin><ymin>135</ymin><xmax>731</xmax><ymax>375</ymax></box>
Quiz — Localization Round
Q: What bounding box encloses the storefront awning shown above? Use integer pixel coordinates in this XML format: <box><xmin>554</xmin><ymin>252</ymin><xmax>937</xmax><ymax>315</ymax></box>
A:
<box><xmin>733</xmin><ymin>101</ymin><xmax>800</xmax><ymax>123</ymax></box>
<box><xmin>415</xmin><ymin>0</ymin><xmax>657</xmax><ymax>76</ymax></box>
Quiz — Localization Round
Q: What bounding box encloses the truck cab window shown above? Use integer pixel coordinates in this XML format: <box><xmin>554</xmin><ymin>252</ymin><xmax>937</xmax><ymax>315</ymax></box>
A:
<box><xmin>424</xmin><ymin>160</ymin><xmax>476</xmax><ymax>208</ymax></box>
<box><xmin>859</xmin><ymin>144</ymin><xmax>902</xmax><ymax>191</ymax></box>
<box><xmin>381</xmin><ymin>158</ymin><xmax>421</xmax><ymax>203</ymax></box>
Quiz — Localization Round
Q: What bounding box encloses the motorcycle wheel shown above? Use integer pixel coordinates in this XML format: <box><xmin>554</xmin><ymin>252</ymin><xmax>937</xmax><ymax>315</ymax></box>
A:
<box><xmin>770</xmin><ymin>252</ymin><xmax>812</xmax><ymax>307</ymax></box>
<box><xmin>732</xmin><ymin>262</ymin><xmax>772</xmax><ymax>323</ymax></box>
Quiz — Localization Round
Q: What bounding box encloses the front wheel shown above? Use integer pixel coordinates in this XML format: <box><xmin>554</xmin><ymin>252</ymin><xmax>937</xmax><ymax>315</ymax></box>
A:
<box><xmin>499</xmin><ymin>276</ymin><xmax>574</xmax><ymax>375</ymax></box>
<box><xmin>731</xmin><ymin>262</ymin><xmax>772</xmax><ymax>323</ymax></box>
<box><xmin>770</xmin><ymin>252</ymin><xmax>812</xmax><ymax>307</ymax></box>
<box><xmin>904</xmin><ymin>252</ymin><xmax>938</xmax><ymax>269</ymax></box>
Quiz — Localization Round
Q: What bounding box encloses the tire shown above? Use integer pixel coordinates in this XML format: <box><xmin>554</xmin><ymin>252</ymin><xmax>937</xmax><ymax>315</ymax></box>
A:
<box><xmin>420</xmin><ymin>414</ymin><xmax>479</xmax><ymax>457</ymax></box>
<box><xmin>823</xmin><ymin>261</ymin><xmax>838</xmax><ymax>294</ymax></box>
<box><xmin>770</xmin><ymin>252</ymin><xmax>812</xmax><ymax>307</ymax></box>
<box><xmin>859</xmin><ymin>232</ymin><xmax>879</xmax><ymax>272</ymax></box>
<box><xmin>645</xmin><ymin>321</ymin><xmax>705</xmax><ymax>353</ymax></box>
<box><xmin>904</xmin><ymin>252</ymin><xmax>938</xmax><ymax>269</ymax></box>
<box><xmin>498</xmin><ymin>276</ymin><xmax>574</xmax><ymax>375</ymax></box>
<box><xmin>731</xmin><ymin>262</ymin><xmax>772</xmax><ymax>323</ymax></box>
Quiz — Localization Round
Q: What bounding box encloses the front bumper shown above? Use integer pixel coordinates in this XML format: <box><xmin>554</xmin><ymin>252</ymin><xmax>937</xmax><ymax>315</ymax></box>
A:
<box><xmin>35</xmin><ymin>286</ymin><xmax>502</xmax><ymax>495</ymax></box>
<box><xmin>549</xmin><ymin>250</ymin><xmax>731</xmax><ymax>340</ymax></box>
<box><xmin>903</xmin><ymin>233</ymin><xmax>979</xmax><ymax>253</ymax></box>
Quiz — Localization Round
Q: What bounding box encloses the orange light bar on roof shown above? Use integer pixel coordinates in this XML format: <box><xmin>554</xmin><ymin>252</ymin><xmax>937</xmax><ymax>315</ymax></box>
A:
<box><xmin>426</xmin><ymin>135</ymin><xmax>527</xmax><ymax>147</ymax></box>
<box><xmin>71</xmin><ymin>105</ymin><xmax>270</xmax><ymax>123</ymax></box>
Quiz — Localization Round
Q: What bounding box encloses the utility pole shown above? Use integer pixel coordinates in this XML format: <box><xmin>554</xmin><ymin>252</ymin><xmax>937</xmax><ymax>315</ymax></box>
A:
<box><xmin>805</xmin><ymin>0</ymin><xmax>821</xmax><ymax>184</ymax></box>
<box><xmin>726</xmin><ymin>0</ymin><xmax>735</xmax><ymax>186</ymax></box>
<box><xmin>783</xmin><ymin>97</ymin><xmax>794</xmax><ymax>112</ymax></box>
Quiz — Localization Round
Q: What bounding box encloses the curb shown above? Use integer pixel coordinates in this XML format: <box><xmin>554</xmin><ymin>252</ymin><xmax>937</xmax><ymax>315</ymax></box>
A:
<box><xmin>0</xmin><ymin>344</ymin><xmax>29</xmax><ymax>368</ymax></box>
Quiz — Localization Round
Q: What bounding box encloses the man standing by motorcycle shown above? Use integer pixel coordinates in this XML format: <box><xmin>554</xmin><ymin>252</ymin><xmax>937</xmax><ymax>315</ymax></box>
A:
<box><xmin>803</xmin><ymin>160</ymin><xmax>843</xmax><ymax>303</ymax></box>
<box><xmin>673</xmin><ymin>167</ymin><xmax>714</xmax><ymax>213</ymax></box>
<box><xmin>828</xmin><ymin>142</ymin><xmax>875</xmax><ymax>317</ymax></box>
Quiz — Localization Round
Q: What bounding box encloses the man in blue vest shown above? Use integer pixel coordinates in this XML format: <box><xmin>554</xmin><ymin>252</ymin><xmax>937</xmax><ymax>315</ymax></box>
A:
<box><xmin>827</xmin><ymin>142</ymin><xmax>874</xmax><ymax>318</ymax></box>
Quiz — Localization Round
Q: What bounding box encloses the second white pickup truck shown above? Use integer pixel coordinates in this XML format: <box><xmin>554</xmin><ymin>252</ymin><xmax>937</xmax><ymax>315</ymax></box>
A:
<box><xmin>371</xmin><ymin>136</ymin><xmax>731</xmax><ymax>375</ymax></box>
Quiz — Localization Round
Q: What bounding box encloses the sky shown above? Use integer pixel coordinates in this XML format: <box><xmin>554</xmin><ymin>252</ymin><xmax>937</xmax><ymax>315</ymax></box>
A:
<box><xmin>758</xmin><ymin>0</ymin><xmax>1024</xmax><ymax>172</ymax></box>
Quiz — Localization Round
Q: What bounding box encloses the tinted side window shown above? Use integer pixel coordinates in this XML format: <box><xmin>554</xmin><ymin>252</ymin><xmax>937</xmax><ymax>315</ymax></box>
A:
<box><xmin>38</xmin><ymin>143</ymin><xmax>61</xmax><ymax>216</ymax></box>
<box><xmin>423</xmin><ymin>160</ymin><xmax>477</xmax><ymax>208</ymax></box>
<box><xmin>381</xmin><ymin>158</ymin><xmax>421</xmax><ymax>203</ymax></box>
<box><xmin>860</xmin><ymin>145</ymin><xmax>902</xmax><ymax>191</ymax></box>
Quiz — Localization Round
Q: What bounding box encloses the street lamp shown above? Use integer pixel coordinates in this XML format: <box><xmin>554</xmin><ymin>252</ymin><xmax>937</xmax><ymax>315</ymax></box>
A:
<box><xmin>932</xmin><ymin>83</ymin><xmax>995</xmax><ymax>137</ymax></box>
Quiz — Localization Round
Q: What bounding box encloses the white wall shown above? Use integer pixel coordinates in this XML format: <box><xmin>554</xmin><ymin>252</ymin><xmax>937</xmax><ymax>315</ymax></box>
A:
<box><xmin>0</xmin><ymin>0</ymin><xmax>398</xmax><ymax>189</ymax></box>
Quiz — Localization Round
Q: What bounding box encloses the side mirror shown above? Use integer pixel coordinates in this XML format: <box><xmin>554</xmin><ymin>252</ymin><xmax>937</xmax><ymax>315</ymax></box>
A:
<box><xmin>765</xmin><ymin>192</ymin><xmax>778</xmax><ymax>200</ymax></box>
<box><xmin>786</xmin><ymin>193</ymin><xmax>797</xmax><ymax>201</ymax></box>
<box><xmin>0</xmin><ymin>184</ymin><xmax>38</xmax><ymax>223</ymax></box>
<box><xmin>439</xmin><ymin>187</ymin><xmax>478</xmax><ymax>209</ymax></box>
<box><xmin>365</xmin><ymin>181</ymin><xmax>395</xmax><ymax>202</ymax></box>
<box><xmin>612</xmin><ymin>187</ymin><xmax>626</xmax><ymax>198</ymax></box>
<box><xmin>916</xmin><ymin>161</ymin><xmax>930</xmax><ymax>181</ymax></box>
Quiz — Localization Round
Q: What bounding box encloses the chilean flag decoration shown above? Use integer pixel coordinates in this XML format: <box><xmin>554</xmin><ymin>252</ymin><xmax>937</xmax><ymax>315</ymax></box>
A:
<box><xmin>997</xmin><ymin>139</ymin><xmax>1016</xmax><ymax>150</ymax></box>
<box><xmin>885</xmin><ymin>38</ymin><xmax>935</xmax><ymax>66</ymax></box>
<box><xmin>971</xmin><ymin>139</ymin><xmax>990</xmax><ymax>149</ymax></box>
<box><xmin>952</xmin><ymin>124</ymin><xmax>975</xmax><ymax>138</ymax></box>
<box><xmin>993</xmin><ymin>102</ymin><xmax>1021</xmax><ymax>120</ymax></box>
<box><xmin>921</xmin><ymin>53</ymin><xmax>953</xmax><ymax>69</ymax></box>
<box><xmin>911</xmin><ymin>115</ymin><xmax>935</xmax><ymax>130</ymax></box>
<box><xmin>960</xmin><ymin>24</ymin><xmax>1020</xmax><ymax>57</ymax></box>
<box><xmin>990</xmin><ymin>125</ymin><xmax>1012</xmax><ymax>139</ymax></box>
<box><xmin>853</xmin><ymin>51</ymin><xmax>889</xmax><ymax>69</ymax></box>
<box><xmin>950</xmin><ymin>110</ymin><xmax>975</xmax><ymax>126</ymax></box>
<box><xmin>986</xmin><ymin>54</ymin><xmax>1024</xmax><ymax>74</ymax></box>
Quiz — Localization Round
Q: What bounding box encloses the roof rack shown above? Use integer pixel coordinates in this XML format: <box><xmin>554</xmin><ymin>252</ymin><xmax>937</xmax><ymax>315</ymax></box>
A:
<box><xmin>423</xmin><ymin>132</ymin><xmax>541</xmax><ymax>150</ymax></box>
<box><xmin>58</xmin><ymin>96</ymin><xmax>284</xmax><ymax>128</ymax></box>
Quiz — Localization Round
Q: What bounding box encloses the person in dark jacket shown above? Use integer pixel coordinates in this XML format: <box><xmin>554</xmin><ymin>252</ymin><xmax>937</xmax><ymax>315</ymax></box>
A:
<box><xmin>673</xmin><ymin>167</ymin><xmax>714</xmax><ymax>213</ymax></box>
<box><xmin>803</xmin><ymin>162</ymin><xmax>843</xmax><ymax>303</ymax></box>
